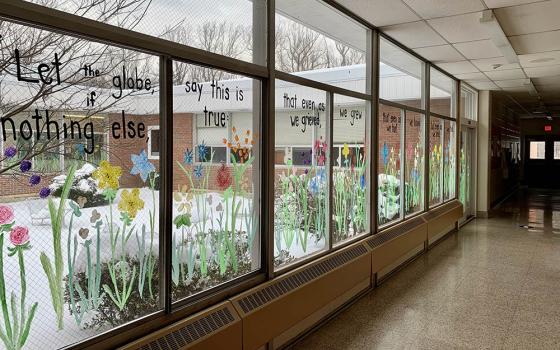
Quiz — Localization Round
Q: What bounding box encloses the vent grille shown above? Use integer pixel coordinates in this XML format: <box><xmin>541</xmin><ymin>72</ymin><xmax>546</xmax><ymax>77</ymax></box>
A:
<box><xmin>138</xmin><ymin>307</ymin><xmax>235</xmax><ymax>350</ymax></box>
<box><xmin>368</xmin><ymin>217</ymin><xmax>424</xmax><ymax>249</ymax></box>
<box><xmin>237</xmin><ymin>244</ymin><xmax>367</xmax><ymax>314</ymax></box>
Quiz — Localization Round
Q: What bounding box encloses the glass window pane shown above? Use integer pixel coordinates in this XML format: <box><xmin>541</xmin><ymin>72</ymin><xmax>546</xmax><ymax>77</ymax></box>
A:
<box><xmin>0</xmin><ymin>20</ymin><xmax>160</xmax><ymax>348</ymax></box>
<box><xmin>554</xmin><ymin>142</ymin><xmax>560</xmax><ymax>160</ymax></box>
<box><xmin>333</xmin><ymin>95</ymin><xmax>369</xmax><ymax>244</ymax></box>
<box><xmin>404</xmin><ymin>111</ymin><xmax>425</xmax><ymax>216</ymax></box>
<box><xmin>530</xmin><ymin>141</ymin><xmax>546</xmax><ymax>159</ymax></box>
<box><xmin>430</xmin><ymin>117</ymin><xmax>444</xmax><ymax>207</ymax></box>
<box><xmin>460</xmin><ymin>85</ymin><xmax>478</xmax><ymax>121</ymax></box>
<box><xmin>430</xmin><ymin>68</ymin><xmax>455</xmax><ymax>118</ymax></box>
<box><xmin>275</xmin><ymin>0</ymin><xmax>369</xmax><ymax>93</ymax></box>
<box><xmin>274</xmin><ymin>80</ymin><xmax>328</xmax><ymax>268</ymax></box>
<box><xmin>380</xmin><ymin>38</ymin><xmax>424</xmax><ymax>110</ymax></box>
<box><xmin>171</xmin><ymin>62</ymin><xmax>261</xmax><ymax>300</ymax></box>
<box><xmin>443</xmin><ymin>120</ymin><xmax>457</xmax><ymax>201</ymax></box>
<box><xmin>26</xmin><ymin>0</ymin><xmax>266</xmax><ymax>65</ymax></box>
<box><xmin>378</xmin><ymin>104</ymin><xmax>402</xmax><ymax>226</ymax></box>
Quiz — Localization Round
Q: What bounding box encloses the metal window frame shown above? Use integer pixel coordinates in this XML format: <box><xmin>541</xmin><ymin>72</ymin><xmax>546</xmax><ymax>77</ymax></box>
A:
<box><xmin>0</xmin><ymin>0</ymin><xmax>472</xmax><ymax>348</ymax></box>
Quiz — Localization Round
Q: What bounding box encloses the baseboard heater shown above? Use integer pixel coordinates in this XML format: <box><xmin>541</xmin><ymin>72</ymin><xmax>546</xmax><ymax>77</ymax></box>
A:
<box><xmin>423</xmin><ymin>200</ymin><xmax>463</xmax><ymax>242</ymax></box>
<box><xmin>120</xmin><ymin>301</ymin><xmax>242</xmax><ymax>350</ymax></box>
<box><xmin>367</xmin><ymin>216</ymin><xmax>427</xmax><ymax>277</ymax></box>
<box><xmin>230</xmin><ymin>242</ymin><xmax>371</xmax><ymax>350</ymax></box>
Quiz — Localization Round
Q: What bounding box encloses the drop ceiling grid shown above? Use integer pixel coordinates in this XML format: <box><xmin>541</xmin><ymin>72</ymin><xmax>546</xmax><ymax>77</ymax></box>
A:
<box><xmin>333</xmin><ymin>0</ymin><xmax>560</xmax><ymax>112</ymax></box>
<box><xmin>382</xmin><ymin>0</ymin><xmax>560</xmax><ymax>107</ymax></box>
<box><xmin>394</xmin><ymin>0</ymin><xmax>518</xmax><ymax>92</ymax></box>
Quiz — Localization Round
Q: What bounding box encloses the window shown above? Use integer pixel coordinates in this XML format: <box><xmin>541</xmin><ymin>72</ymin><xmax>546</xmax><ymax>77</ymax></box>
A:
<box><xmin>378</xmin><ymin>104</ymin><xmax>403</xmax><ymax>226</ymax></box>
<box><xmin>530</xmin><ymin>141</ymin><xmax>546</xmax><ymax>159</ymax></box>
<box><xmin>443</xmin><ymin>120</ymin><xmax>457</xmax><ymax>200</ymax></box>
<box><xmin>171</xmin><ymin>62</ymin><xmax>261</xmax><ymax>301</ymax></box>
<box><xmin>555</xmin><ymin>142</ymin><xmax>560</xmax><ymax>160</ymax></box>
<box><xmin>430</xmin><ymin>68</ymin><xmax>455</xmax><ymax>118</ymax></box>
<box><xmin>380</xmin><ymin>38</ymin><xmax>424</xmax><ymax>109</ymax></box>
<box><xmin>0</xmin><ymin>19</ymin><xmax>160</xmax><ymax>349</ymax></box>
<box><xmin>275</xmin><ymin>0</ymin><xmax>369</xmax><ymax>93</ymax></box>
<box><xmin>274</xmin><ymin>80</ymin><xmax>328</xmax><ymax>268</ymax></box>
<box><xmin>332</xmin><ymin>95</ymin><xmax>369</xmax><ymax>244</ymax></box>
<box><xmin>430</xmin><ymin>117</ymin><xmax>444</xmax><ymax>207</ymax></box>
<box><xmin>460</xmin><ymin>85</ymin><xmax>478</xmax><ymax>121</ymax></box>
<box><xmin>405</xmin><ymin>111</ymin><xmax>425</xmax><ymax>216</ymax></box>
<box><xmin>148</xmin><ymin>127</ymin><xmax>160</xmax><ymax>159</ymax></box>
<box><xmin>28</xmin><ymin>0</ymin><xmax>266</xmax><ymax>65</ymax></box>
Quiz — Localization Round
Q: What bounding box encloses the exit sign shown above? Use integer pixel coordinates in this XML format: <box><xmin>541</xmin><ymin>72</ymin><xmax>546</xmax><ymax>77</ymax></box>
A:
<box><xmin>545</xmin><ymin>125</ymin><xmax>552</xmax><ymax>132</ymax></box>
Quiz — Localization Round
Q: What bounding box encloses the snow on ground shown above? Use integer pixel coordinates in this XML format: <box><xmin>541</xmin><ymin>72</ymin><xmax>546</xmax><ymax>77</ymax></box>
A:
<box><xmin>5</xmin><ymin>186</ymin><xmax>257</xmax><ymax>349</ymax></box>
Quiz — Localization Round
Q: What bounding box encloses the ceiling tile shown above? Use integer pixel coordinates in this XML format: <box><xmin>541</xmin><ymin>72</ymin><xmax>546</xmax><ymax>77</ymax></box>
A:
<box><xmin>436</xmin><ymin>61</ymin><xmax>480</xmax><ymax>74</ymax></box>
<box><xmin>381</xmin><ymin>21</ymin><xmax>446</xmax><ymax>48</ymax></box>
<box><xmin>414</xmin><ymin>44</ymin><xmax>464</xmax><ymax>62</ymax></box>
<box><xmin>509</xmin><ymin>31</ymin><xmax>560</xmax><ymax>55</ymax></box>
<box><xmin>453</xmin><ymin>40</ymin><xmax>503</xmax><ymax>59</ymax></box>
<box><xmin>455</xmin><ymin>72</ymin><xmax>489</xmax><ymax>80</ymax></box>
<box><xmin>484</xmin><ymin>68</ymin><xmax>526</xmax><ymax>80</ymax></box>
<box><xmin>428</xmin><ymin>12</ymin><xmax>490</xmax><ymax>43</ymax></box>
<box><xmin>483</xmin><ymin>0</ymin><xmax>548</xmax><ymax>8</ymax></box>
<box><xmin>519</xmin><ymin>51</ymin><xmax>560</xmax><ymax>68</ymax></box>
<box><xmin>334</xmin><ymin>0</ymin><xmax>420</xmax><ymax>27</ymax></box>
<box><xmin>469</xmin><ymin>81</ymin><xmax>500</xmax><ymax>89</ymax></box>
<box><xmin>403</xmin><ymin>0</ymin><xmax>485</xmax><ymax>19</ymax></box>
<box><xmin>471</xmin><ymin>56</ymin><xmax>521</xmax><ymax>71</ymax></box>
<box><xmin>525</xmin><ymin>64</ymin><xmax>560</xmax><ymax>78</ymax></box>
<box><xmin>495</xmin><ymin>78</ymin><xmax>529</xmax><ymax>88</ymax></box>
<box><xmin>495</xmin><ymin>1</ymin><xmax>560</xmax><ymax>36</ymax></box>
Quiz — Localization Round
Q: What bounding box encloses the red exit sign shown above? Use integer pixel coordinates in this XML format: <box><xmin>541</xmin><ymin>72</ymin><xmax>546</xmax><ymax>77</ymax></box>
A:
<box><xmin>545</xmin><ymin>125</ymin><xmax>552</xmax><ymax>132</ymax></box>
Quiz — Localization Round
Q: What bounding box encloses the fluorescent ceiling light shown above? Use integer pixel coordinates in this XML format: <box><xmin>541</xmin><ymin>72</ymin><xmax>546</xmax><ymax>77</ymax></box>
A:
<box><xmin>480</xmin><ymin>10</ymin><xmax>519</xmax><ymax>64</ymax></box>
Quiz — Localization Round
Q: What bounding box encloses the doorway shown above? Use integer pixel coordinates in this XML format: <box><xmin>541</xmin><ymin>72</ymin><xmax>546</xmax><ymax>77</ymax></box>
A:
<box><xmin>460</xmin><ymin>126</ymin><xmax>476</xmax><ymax>221</ymax></box>
<box><xmin>525</xmin><ymin>137</ymin><xmax>560</xmax><ymax>188</ymax></box>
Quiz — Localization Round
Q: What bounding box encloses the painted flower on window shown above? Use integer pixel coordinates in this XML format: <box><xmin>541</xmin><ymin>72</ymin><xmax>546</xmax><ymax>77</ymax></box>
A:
<box><xmin>173</xmin><ymin>186</ymin><xmax>193</xmax><ymax>214</ymax></box>
<box><xmin>193</xmin><ymin>164</ymin><xmax>203</xmax><ymax>179</ymax></box>
<box><xmin>39</xmin><ymin>187</ymin><xmax>51</xmax><ymax>199</ymax></box>
<box><xmin>382</xmin><ymin>142</ymin><xmax>389</xmax><ymax>166</ymax></box>
<box><xmin>197</xmin><ymin>141</ymin><xmax>208</xmax><ymax>161</ymax></box>
<box><xmin>342</xmin><ymin>143</ymin><xmax>350</xmax><ymax>160</ymax></box>
<box><xmin>183</xmin><ymin>148</ymin><xmax>193</xmax><ymax>165</ymax></box>
<box><xmin>3</xmin><ymin>146</ymin><xmax>16</xmax><ymax>159</ymax></box>
<box><xmin>131</xmin><ymin>149</ymin><xmax>156</xmax><ymax>182</ymax></box>
<box><xmin>20</xmin><ymin>160</ymin><xmax>32</xmax><ymax>173</ymax></box>
<box><xmin>216</xmin><ymin>163</ymin><xmax>232</xmax><ymax>190</ymax></box>
<box><xmin>9</xmin><ymin>226</ymin><xmax>29</xmax><ymax>246</ymax></box>
<box><xmin>118</xmin><ymin>188</ymin><xmax>145</xmax><ymax>219</ymax></box>
<box><xmin>93</xmin><ymin>160</ymin><xmax>122</xmax><ymax>190</ymax></box>
<box><xmin>0</xmin><ymin>205</ymin><xmax>14</xmax><ymax>225</ymax></box>
<box><xmin>29</xmin><ymin>174</ymin><xmax>41</xmax><ymax>186</ymax></box>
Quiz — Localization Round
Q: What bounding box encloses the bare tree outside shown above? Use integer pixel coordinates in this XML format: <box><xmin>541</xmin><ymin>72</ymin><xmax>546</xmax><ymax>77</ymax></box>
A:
<box><xmin>0</xmin><ymin>0</ymin><xmax>160</xmax><ymax>178</ymax></box>
<box><xmin>275</xmin><ymin>16</ymin><xmax>365</xmax><ymax>73</ymax></box>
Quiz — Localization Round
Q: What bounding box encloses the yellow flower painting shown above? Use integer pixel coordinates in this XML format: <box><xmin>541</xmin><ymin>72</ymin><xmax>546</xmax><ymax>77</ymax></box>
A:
<box><xmin>92</xmin><ymin>161</ymin><xmax>122</xmax><ymax>190</ymax></box>
<box><xmin>118</xmin><ymin>188</ymin><xmax>145</xmax><ymax>218</ymax></box>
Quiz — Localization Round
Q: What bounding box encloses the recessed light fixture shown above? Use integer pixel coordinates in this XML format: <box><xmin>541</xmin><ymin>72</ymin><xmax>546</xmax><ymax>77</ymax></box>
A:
<box><xmin>480</xmin><ymin>10</ymin><xmax>519</xmax><ymax>64</ymax></box>
<box><xmin>530</xmin><ymin>58</ymin><xmax>554</xmax><ymax>63</ymax></box>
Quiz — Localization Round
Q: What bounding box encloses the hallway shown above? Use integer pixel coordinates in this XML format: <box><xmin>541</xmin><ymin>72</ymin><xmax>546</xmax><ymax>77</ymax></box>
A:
<box><xmin>292</xmin><ymin>189</ymin><xmax>560</xmax><ymax>349</ymax></box>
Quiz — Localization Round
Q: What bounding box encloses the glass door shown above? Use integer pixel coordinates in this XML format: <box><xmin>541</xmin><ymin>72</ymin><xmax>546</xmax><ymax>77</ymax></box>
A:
<box><xmin>459</xmin><ymin>127</ymin><xmax>475</xmax><ymax>221</ymax></box>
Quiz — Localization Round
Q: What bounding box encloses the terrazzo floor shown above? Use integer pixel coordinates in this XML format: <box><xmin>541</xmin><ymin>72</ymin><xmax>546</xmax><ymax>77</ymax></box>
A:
<box><xmin>291</xmin><ymin>189</ymin><xmax>560</xmax><ymax>349</ymax></box>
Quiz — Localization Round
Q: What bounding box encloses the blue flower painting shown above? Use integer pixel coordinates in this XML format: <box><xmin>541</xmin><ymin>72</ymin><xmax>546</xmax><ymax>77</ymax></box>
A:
<box><xmin>382</xmin><ymin>142</ymin><xmax>389</xmax><ymax>166</ymax></box>
<box><xmin>184</xmin><ymin>148</ymin><xmax>193</xmax><ymax>165</ymax></box>
<box><xmin>131</xmin><ymin>149</ymin><xmax>155</xmax><ymax>182</ymax></box>
<box><xmin>197</xmin><ymin>142</ymin><xmax>208</xmax><ymax>161</ymax></box>
<box><xmin>193</xmin><ymin>164</ymin><xmax>203</xmax><ymax>179</ymax></box>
